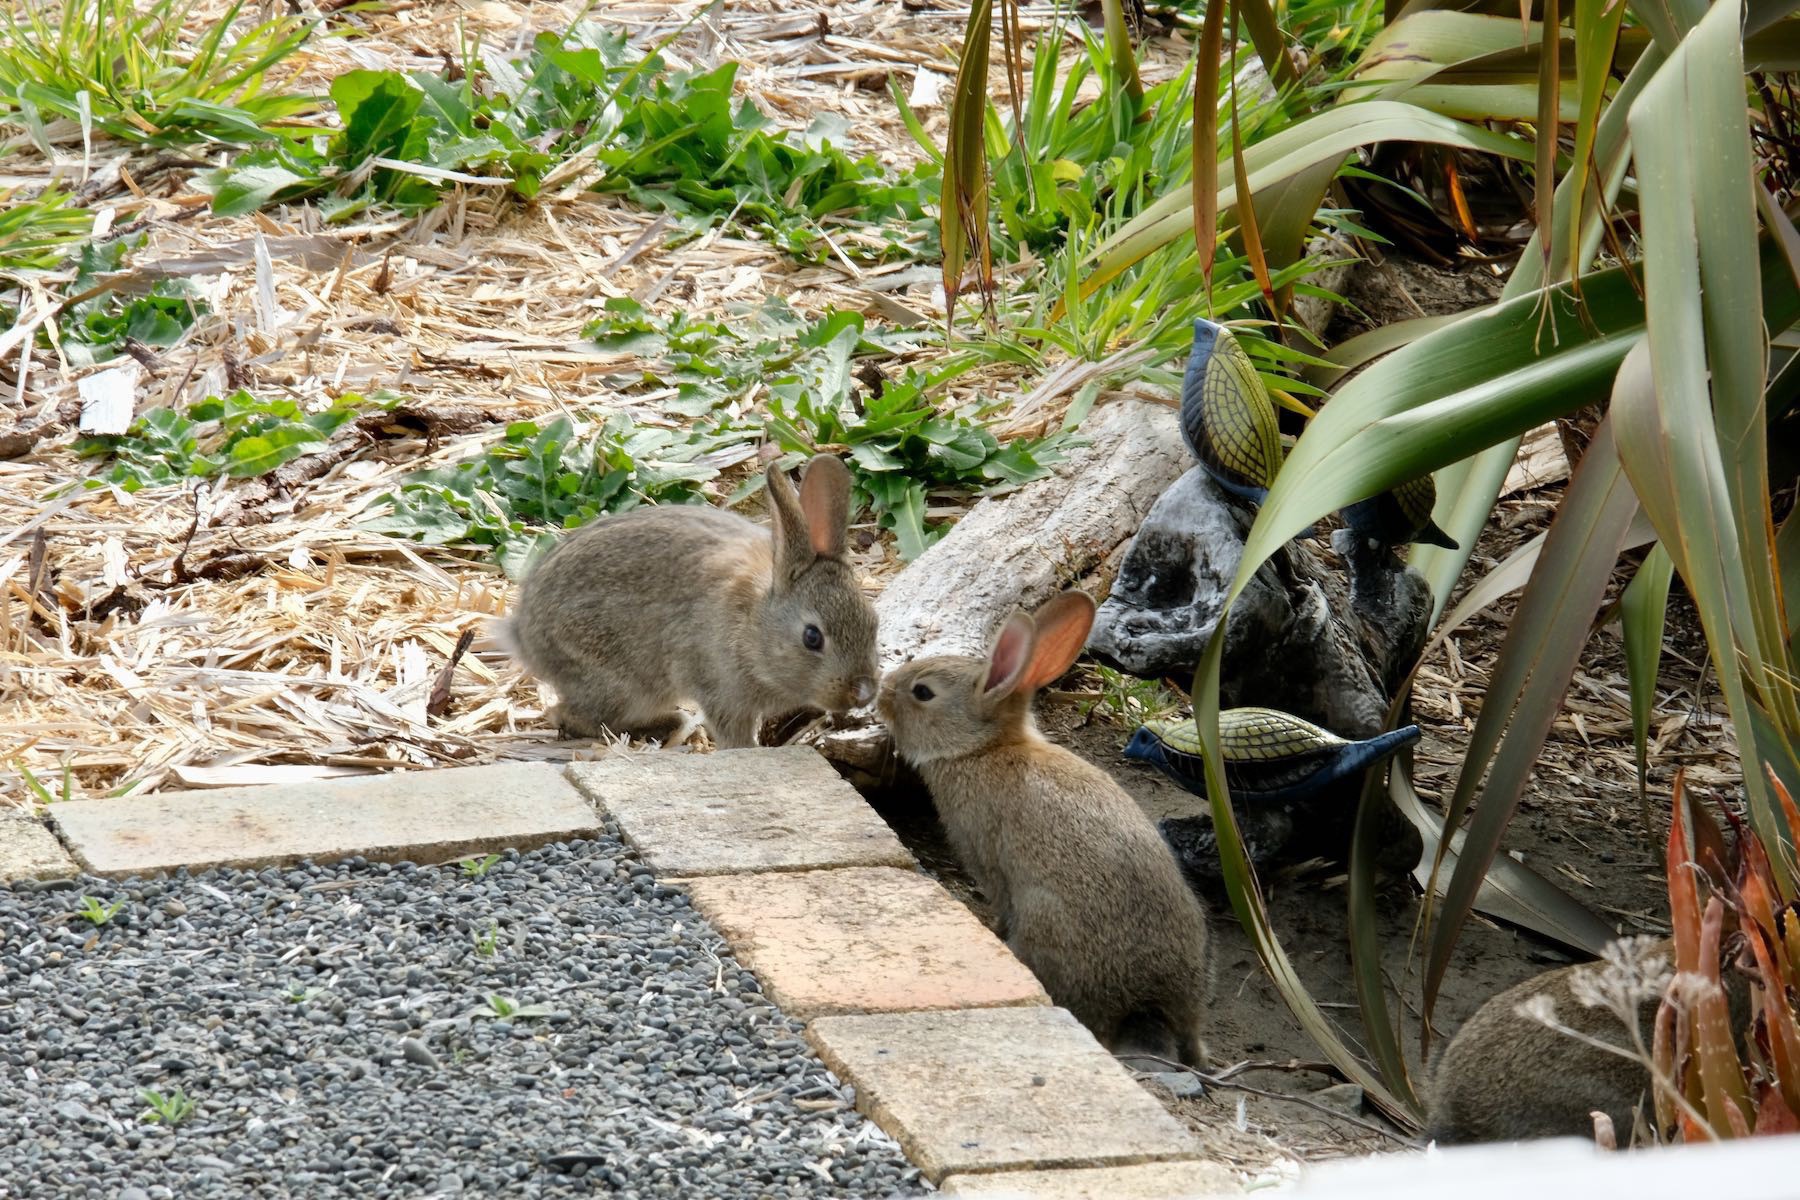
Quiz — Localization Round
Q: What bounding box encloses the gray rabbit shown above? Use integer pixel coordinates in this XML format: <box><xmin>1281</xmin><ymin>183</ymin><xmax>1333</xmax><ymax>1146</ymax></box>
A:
<box><xmin>1428</xmin><ymin>936</ymin><xmax>1752</xmax><ymax>1144</ymax></box>
<box><xmin>503</xmin><ymin>454</ymin><xmax>879</xmax><ymax>749</ymax></box>
<box><xmin>878</xmin><ymin>591</ymin><xmax>1212</xmax><ymax>1065</ymax></box>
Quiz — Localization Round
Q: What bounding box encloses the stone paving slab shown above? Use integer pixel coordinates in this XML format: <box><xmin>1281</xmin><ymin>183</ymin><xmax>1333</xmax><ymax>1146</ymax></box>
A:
<box><xmin>939</xmin><ymin>1162</ymin><xmax>1241</xmax><ymax>1199</ymax></box>
<box><xmin>682</xmin><ymin>867</ymin><xmax>1048</xmax><ymax>1018</ymax></box>
<box><xmin>566</xmin><ymin>747</ymin><xmax>913</xmax><ymax>876</ymax></box>
<box><xmin>0</xmin><ymin>809</ymin><xmax>77</xmax><ymax>881</ymax></box>
<box><xmin>51</xmin><ymin>762</ymin><xmax>599</xmax><ymax>876</ymax></box>
<box><xmin>807</xmin><ymin>1006</ymin><xmax>1199</xmax><ymax>1183</ymax></box>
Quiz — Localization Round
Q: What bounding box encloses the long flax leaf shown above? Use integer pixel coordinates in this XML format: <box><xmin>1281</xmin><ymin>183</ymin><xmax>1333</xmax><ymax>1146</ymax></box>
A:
<box><xmin>1565</xmin><ymin>0</ymin><xmax>1626</xmax><ymax>284</ymax></box>
<box><xmin>1192</xmin><ymin>0</ymin><xmax>1226</xmax><ymax>295</ymax></box>
<box><xmin>1695</xmin><ymin>896</ymin><xmax>1752</xmax><ymax>1135</ymax></box>
<box><xmin>1534</xmin><ymin>0</ymin><xmax>1561</xmax><ymax>284</ymax></box>
<box><xmin>1619</xmin><ymin>0</ymin><xmax>1795</xmax><ymax>889</ymax></box>
<box><xmin>1419</xmin><ymin>419</ymin><xmax>1640</xmax><ymax>1047</ymax></box>
<box><xmin>1229</xmin><ymin>0</ymin><xmax>1277</xmax><ymax>317</ymax></box>
<box><xmin>941</xmin><ymin>0</ymin><xmax>995</xmax><ymax>330</ymax></box>
<box><xmin>1622</xmin><ymin>543</ymin><xmax>1675</xmax><ymax>836</ymax></box>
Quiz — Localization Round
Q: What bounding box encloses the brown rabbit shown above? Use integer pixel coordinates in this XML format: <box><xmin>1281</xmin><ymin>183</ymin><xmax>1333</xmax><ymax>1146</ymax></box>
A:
<box><xmin>878</xmin><ymin>590</ymin><xmax>1211</xmax><ymax>1066</ymax></box>
<box><xmin>502</xmin><ymin>454</ymin><xmax>879</xmax><ymax>749</ymax></box>
<box><xmin>1427</xmin><ymin>936</ymin><xmax>1752</xmax><ymax>1144</ymax></box>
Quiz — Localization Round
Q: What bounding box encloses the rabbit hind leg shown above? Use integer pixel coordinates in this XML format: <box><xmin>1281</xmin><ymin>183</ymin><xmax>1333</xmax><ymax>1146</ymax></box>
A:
<box><xmin>550</xmin><ymin>672</ymin><xmax>684</xmax><ymax>745</ymax></box>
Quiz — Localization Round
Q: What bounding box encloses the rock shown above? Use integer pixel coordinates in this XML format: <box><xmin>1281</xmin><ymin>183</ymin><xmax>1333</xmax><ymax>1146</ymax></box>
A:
<box><xmin>400</xmin><ymin>1038</ymin><xmax>441</xmax><ymax>1070</ymax></box>
<box><xmin>1090</xmin><ymin>467</ymin><xmax>1429</xmax><ymax>873</ymax></box>
<box><xmin>1312</xmin><ymin>1081</ymin><xmax>1365</xmax><ymax>1116</ymax></box>
<box><xmin>1148</xmin><ymin>1071</ymin><xmax>1205</xmax><ymax>1100</ymax></box>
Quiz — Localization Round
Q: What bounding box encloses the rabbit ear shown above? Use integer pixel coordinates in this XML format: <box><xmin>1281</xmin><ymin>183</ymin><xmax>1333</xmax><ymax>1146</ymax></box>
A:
<box><xmin>982</xmin><ymin>613</ymin><xmax>1037</xmax><ymax>698</ymax></box>
<box><xmin>1019</xmin><ymin>590</ymin><xmax>1095</xmax><ymax>690</ymax></box>
<box><xmin>765</xmin><ymin>458</ymin><xmax>813</xmax><ymax>582</ymax></box>
<box><xmin>797</xmin><ymin>455</ymin><xmax>851</xmax><ymax>559</ymax></box>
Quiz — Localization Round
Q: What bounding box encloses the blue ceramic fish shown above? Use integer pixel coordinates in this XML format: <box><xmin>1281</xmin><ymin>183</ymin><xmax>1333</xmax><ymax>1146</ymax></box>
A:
<box><xmin>1180</xmin><ymin>318</ymin><xmax>1284</xmax><ymax>504</ymax></box>
<box><xmin>1124</xmin><ymin>706</ymin><xmax>1421</xmax><ymax>805</ymax></box>
<box><xmin>1340</xmin><ymin>473</ymin><xmax>1458</xmax><ymax>550</ymax></box>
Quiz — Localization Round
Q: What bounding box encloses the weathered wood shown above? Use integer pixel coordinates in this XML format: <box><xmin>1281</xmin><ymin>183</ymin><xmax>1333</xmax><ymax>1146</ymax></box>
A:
<box><xmin>873</xmin><ymin>397</ymin><xmax>1186</xmax><ymax>665</ymax></box>
<box><xmin>810</xmin><ymin>397</ymin><xmax>1187</xmax><ymax>774</ymax></box>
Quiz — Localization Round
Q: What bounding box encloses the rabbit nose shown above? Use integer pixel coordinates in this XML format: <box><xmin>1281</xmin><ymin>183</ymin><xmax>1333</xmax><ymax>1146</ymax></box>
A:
<box><xmin>852</xmin><ymin>678</ymin><xmax>877</xmax><ymax>707</ymax></box>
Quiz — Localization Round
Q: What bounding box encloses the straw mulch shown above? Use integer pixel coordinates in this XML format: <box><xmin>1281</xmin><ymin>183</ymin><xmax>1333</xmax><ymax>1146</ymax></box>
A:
<box><xmin>0</xmin><ymin>0</ymin><xmax>1093</xmax><ymax>798</ymax></box>
<box><xmin>1</xmin><ymin>0</ymin><xmax>1738</xmax><ymax>838</ymax></box>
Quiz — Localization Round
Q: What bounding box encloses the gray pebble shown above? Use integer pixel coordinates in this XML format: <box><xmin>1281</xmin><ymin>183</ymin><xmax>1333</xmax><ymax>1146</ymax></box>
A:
<box><xmin>0</xmin><ymin>835</ymin><xmax>921</xmax><ymax>1199</ymax></box>
<box><xmin>400</xmin><ymin>1038</ymin><xmax>441</xmax><ymax>1069</ymax></box>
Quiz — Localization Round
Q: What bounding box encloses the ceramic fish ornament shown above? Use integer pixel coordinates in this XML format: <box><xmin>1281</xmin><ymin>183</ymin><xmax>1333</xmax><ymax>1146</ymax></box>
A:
<box><xmin>1340</xmin><ymin>473</ymin><xmax>1458</xmax><ymax>550</ymax></box>
<box><xmin>1180</xmin><ymin>318</ymin><xmax>1283</xmax><ymax>503</ymax></box>
<box><xmin>1124</xmin><ymin>706</ymin><xmax>1421</xmax><ymax>805</ymax></box>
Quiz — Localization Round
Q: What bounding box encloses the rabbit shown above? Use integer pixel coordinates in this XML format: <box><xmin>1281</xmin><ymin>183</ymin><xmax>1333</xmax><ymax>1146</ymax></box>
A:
<box><xmin>1427</xmin><ymin>935</ymin><xmax>1753</xmax><ymax>1145</ymax></box>
<box><xmin>878</xmin><ymin>590</ymin><xmax>1211</xmax><ymax>1067</ymax></box>
<box><xmin>501</xmin><ymin>453</ymin><xmax>879</xmax><ymax>750</ymax></box>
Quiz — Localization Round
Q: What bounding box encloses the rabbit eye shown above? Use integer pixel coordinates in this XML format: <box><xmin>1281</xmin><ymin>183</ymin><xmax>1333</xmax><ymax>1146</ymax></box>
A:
<box><xmin>911</xmin><ymin>683</ymin><xmax>935</xmax><ymax>702</ymax></box>
<box><xmin>803</xmin><ymin>624</ymin><xmax>824</xmax><ymax>652</ymax></box>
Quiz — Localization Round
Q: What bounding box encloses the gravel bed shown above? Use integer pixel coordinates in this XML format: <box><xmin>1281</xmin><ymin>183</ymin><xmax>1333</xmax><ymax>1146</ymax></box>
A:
<box><xmin>0</xmin><ymin>832</ymin><xmax>925</xmax><ymax>1199</ymax></box>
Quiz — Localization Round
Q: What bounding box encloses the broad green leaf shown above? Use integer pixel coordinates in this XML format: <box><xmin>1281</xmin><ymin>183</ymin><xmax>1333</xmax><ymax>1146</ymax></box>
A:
<box><xmin>331</xmin><ymin>70</ymin><xmax>424</xmax><ymax>163</ymax></box>
<box><xmin>209</xmin><ymin>162</ymin><xmax>312</xmax><ymax>215</ymax></box>
<box><xmin>218</xmin><ymin>425</ymin><xmax>326</xmax><ymax>477</ymax></box>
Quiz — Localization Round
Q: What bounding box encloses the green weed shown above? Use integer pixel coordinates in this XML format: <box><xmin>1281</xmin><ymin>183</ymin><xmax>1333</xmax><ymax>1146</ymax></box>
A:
<box><xmin>206</xmin><ymin>22</ymin><xmax>930</xmax><ymax>259</ymax></box>
<box><xmin>759</xmin><ymin>311</ymin><xmax>1075</xmax><ymax>559</ymax></box>
<box><xmin>72</xmin><ymin>389</ymin><xmax>373</xmax><ymax>492</ymax></box>
<box><xmin>0</xmin><ymin>185</ymin><xmax>92</xmax><ymax>273</ymax></box>
<box><xmin>481</xmin><ymin>994</ymin><xmax>554</xmax><ymax>1020</ymax></box>
<box><xmin>12</xmin><ymin>759</ymin><xmax>58</xmax><ymax>805</ymax></box>
<box><xmin>74</xmin><ymin>895</ymin><xmax>123</xmax><ymax>925</ymax></box>
<box><xmin>473</xmin><ymin>923</ymin><xmax>499</xmax><ymax>957</ymax></box>
<box><xmin>0</xmin><ymin>0</ymin><xmax>315</xmax><ymax>148</ymax></box>
<box><xmin>458</xmin><ymin>854</ymin><xmax>501</xmax><ymax>879</ymax></box>
<box><xmin>137</xmin><ymin>1087</ymin><xmax>196</xmax><ymax>1126</ymax></box>
<box><xmin>60</xmin><ymin>236</ymin><xmax>209</xmax><ymax>367</ymax></box>
<box><xmin>364</xmin><ymin>412</ymin><xmax>754</xmax><ymax>579</ymax></box>
<box><xmin>1081</xmin><ymin>665</ymin><xmax>1185</xmax><ymax>729</ymax></box>
<box><xmin>587</xmin><ymin>299</ymin><xmax>1077</xmax><ymax>559</ymax></box>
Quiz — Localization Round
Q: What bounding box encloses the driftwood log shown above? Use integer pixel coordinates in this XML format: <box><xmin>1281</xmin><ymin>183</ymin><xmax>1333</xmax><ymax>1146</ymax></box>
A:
<box><xmin>807</xmin><ymin>397</ymin><xmax>1187</xmax><ymax>779</ymax></box>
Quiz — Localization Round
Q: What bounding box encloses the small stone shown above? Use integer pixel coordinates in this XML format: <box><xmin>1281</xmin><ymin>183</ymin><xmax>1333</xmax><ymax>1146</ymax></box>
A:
<box><xmin>1312</xmin><ymin>1082</ymin><xmax>1364</xmax><ymax>1116</ymax></box>
<box><xmin>118</xmin><ymin>1188</ymin><xmax>151</xmax><ymax>1200</ymax></box>
<box><xmin>399</xmin><ymin>1038</ymin><xmax>440</xmax><ymax>1069</ymax></box>
<box><xmin>1148</xmin><ymin>1071</ymin><xmax>1205</xmax><ymax>1100</ymax></box>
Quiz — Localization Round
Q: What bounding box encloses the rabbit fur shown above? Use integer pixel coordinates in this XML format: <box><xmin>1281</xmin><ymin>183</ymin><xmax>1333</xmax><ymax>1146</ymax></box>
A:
<box><xmin>1427</xmin><ymin>936</ymin><xmax>1753</xmax><ymax>1144</ymax></box>
<box><xmin>878</xmin><ymin>590</ymin><xmax>1211</xmax><ymax>1066</ymax></box>
<box><xmin>503</xmin><ymin>454</ymin><xmax>879</xmax><ymax>749</ymax></box>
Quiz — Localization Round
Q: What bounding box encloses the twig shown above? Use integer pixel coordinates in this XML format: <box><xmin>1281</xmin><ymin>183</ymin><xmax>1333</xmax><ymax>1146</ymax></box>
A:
<box><xmin>427</xmin><ymin>629</ymin><xmax>477</xmax><ymax>719</ymax></box>
<box><xmin>1131</xmin><ymin>1053</ymin><xmax>1422</xmax><ymax>1148</ymax></box>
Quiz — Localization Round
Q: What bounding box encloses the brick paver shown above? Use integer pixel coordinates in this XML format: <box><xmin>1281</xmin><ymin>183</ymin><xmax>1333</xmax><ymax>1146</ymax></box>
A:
<box><xmin>566</xmin><ymin>747</ymin><xmax>912</xmax><ymax>875</ymax></box>
<box><xmin>938</xmin><ymin>1162</ymin><xmax>1241</xmax><ymax>1198</ymax></box>
<box><xmin>683</xmin><ymin>867</ymin><xmax>1048</xmax><ymax>1018</ymax></box>
<box><xmin>51</xmin><ymin>762</ymin><xmax>599</xmax><ymax>876</ymax></box>
<box><xmin>0</xmin><ymin>809</ymin><xmax>77</xmax><ymax>880</ymax></box>
<box><xmin>807</xmin><ymin>1006</ymin><xmax>1199</xmax><ymax>1182</ymax></box>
